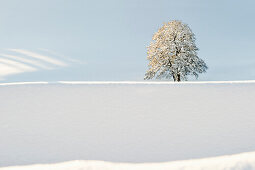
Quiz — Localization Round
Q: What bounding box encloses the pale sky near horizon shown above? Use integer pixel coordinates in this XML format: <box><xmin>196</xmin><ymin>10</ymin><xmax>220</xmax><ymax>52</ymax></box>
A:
<box><xmin>0</xmin><ymin>0</ymin><xmax>255</xmax><ymax>82</ymax></box>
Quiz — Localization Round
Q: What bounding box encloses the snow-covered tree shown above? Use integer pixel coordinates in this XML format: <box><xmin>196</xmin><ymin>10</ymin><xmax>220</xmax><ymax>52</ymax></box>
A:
<box><xmin>144</xmin><ymin>20</ymin><xmax>207</xmax><ymax>82</ymax></box>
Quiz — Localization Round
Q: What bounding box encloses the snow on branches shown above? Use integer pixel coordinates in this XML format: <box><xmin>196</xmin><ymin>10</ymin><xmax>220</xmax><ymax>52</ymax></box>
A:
<box><xmin>145</xmin><ymin>20</ymin><xmax>207</xmax><ymax>81</ymax></box>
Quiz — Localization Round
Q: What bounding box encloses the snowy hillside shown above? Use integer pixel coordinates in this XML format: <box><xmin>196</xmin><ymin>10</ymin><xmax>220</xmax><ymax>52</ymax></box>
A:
<box><xmin>0</xmin><ymin>81</ymin><xmax>255</xmax><ymax>168</ymax></box>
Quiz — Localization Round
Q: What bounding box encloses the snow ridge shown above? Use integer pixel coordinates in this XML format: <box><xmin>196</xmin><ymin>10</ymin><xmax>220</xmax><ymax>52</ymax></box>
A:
<box><xmin>0</xmin><ymin>80</ymin><xmax>255</xmax><ymax>86</ymax></box>
<box><xmin>2</xmin><ymin>151</ymin><xmax>255</xmax><ymax>170</ymax></box>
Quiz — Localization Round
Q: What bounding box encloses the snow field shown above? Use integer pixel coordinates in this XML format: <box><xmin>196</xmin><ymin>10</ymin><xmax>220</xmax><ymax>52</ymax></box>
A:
<box><xmin>0</xmin><ymin>81</ymin><xmax>255</xmax><ymax>169</ymax></box>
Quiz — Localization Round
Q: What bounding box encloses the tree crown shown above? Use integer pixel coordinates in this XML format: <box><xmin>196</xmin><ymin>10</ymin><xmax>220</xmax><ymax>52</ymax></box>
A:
<box><xmin>145</xmin><ymin>20</ymin><xmax>207</xmax><ymax>81</ymax></box>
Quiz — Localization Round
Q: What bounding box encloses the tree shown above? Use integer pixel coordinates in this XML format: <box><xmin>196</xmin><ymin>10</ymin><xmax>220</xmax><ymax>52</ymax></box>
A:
<box><xmin>144</xmin><ymin>20</ymin><xmax>207</xmax><ymax>82</ymax></box>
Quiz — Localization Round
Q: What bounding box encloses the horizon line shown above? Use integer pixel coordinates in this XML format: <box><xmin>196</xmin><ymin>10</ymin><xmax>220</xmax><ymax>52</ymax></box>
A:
<box><xmin>0</xmin><ymin>80</ymin><xmax>255</xmax><ymax>86</ymax></box>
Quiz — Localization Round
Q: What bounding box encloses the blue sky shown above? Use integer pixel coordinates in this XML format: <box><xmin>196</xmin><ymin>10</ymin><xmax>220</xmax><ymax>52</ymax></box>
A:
<box><xmin>0</xmin><ymin>0</ymin><xmax>255</xmax><ymax>82</ymax></box>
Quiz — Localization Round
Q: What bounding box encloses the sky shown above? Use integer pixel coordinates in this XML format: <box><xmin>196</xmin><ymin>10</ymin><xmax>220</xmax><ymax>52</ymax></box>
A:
<box><xmin>0</xmin><ymin>0</ymin><xmax>255</xmax><ymax>82</ymax></box>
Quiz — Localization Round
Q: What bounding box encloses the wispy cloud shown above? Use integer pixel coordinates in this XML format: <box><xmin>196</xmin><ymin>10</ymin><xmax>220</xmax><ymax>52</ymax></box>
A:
<box><xmin>0</xmin><ymin>49</ymin><xmax>79</xmax><ymax>80</ymax></box>
<box><xmin>0</xmin><ymin>58</ymin><xmax>36</xmax><ymax>79</ymax></box>
<box><xmin>0</xmin><ymin>63</ymin><xmax>27</xmax><ymax>79</ymax></box>
<box><xmin>0</xmin><ymin>53</ymin><xmax>52</xmax><ymax>69</ymax></box>
<box><xmin>9</xmin><ymin>49</ymin><xmax>67</xmax><ymax>67</ymax></box>
<box><xmin>38</xmin><ymin>48</ymin><xmax>84</xmax><ymax>64</ymax></box>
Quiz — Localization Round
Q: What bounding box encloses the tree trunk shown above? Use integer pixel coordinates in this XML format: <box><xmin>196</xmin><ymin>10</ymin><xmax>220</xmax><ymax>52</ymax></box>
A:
<box><xmin>177</xmin><ymin>74</ymin><xmax>181</xmax><ymax>82</ymax></box>
<box><xmin>173</xmin><ymin>74</ymin><xmax>181</xmax><ymax>82</ymax></box>
<box><xmin>173</xmin><ymin>75</ymin><xmax>176</xmax><ymax>81</ymax></box>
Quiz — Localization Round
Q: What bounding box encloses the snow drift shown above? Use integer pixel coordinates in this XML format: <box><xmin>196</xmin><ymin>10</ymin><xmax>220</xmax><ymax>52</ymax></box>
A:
<box><xmin>2</xmin><ymin>151</ymin><xmax>255</xmax><ymax>170</ymax></box>
<box><xmin>0</xmin><ymin>81</ymin><xmax>255</xmax><ymax>168</ymax></box>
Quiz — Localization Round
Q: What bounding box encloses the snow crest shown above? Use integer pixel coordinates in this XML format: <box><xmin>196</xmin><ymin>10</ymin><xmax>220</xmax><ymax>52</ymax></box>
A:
<box><xmin>2</xmin><ymin>151</ymin><xmax>255</xmax><ymax>170</ymax></box>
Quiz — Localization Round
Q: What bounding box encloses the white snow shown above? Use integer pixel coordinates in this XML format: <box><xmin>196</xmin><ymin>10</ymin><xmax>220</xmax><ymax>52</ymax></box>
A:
<box><xmin>2</xmin><ymin>151</ymin><xmax>255</xmax><ymax>170</ymax></box>
<box><xmin>0</xmin><ymin>81</ymin><xmax>255</xmax><ymax>169</ymax></box>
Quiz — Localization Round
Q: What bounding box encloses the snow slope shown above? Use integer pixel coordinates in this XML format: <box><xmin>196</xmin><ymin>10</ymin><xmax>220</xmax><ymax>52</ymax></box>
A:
<box><xmin>2</xmin><ymin>151</ymin><xmax>255</xmax><ymax>170</ymax></box>
<box><xmin>0</xmin><ymin>81</ymin><xmax>255</xmax><ymax>167</ymax></box>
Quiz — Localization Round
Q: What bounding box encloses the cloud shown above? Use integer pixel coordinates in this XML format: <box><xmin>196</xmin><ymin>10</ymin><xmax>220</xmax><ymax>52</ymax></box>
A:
<box><xmin>9</xmin><ymin>49</ymin><xmax>67</xmax><ymax>67</ymax></box>
<box><xmin>0</xmin><ymin>53</ymin><xmax>52</xmax><ymax>69</ymax></box>
<box><xmin>38</xmin><ymin>48</ymin><xmax>84</xmax><ymax>64</ymax></box>
<box><xmin>0</xmin><ymin>49</ymin><xmax>78</xmax><ymax>80</ymax></box>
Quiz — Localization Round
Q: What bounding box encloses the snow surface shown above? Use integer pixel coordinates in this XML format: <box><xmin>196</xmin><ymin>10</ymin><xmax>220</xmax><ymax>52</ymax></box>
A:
<box><xmin>2</xmin><ymin>151</ymin><xmax>255</xmax><ymax>170</ymax></box>
<box><xmin>0</xmin><ymin>81</ymin><xmax>255</xmax><ymax>168</ymax></box>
